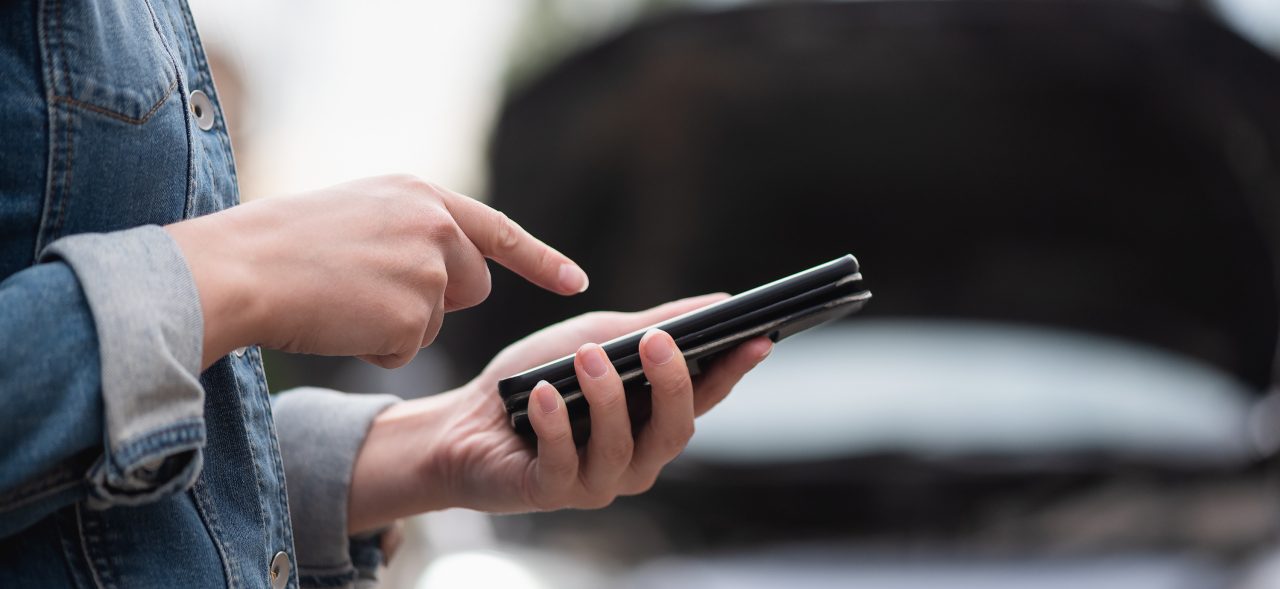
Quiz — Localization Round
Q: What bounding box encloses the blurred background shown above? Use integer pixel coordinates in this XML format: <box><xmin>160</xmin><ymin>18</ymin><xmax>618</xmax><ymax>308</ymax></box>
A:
<box><xmin>188</xmin><ymin>0</ymin><xmax>1280</xmax><ymax>587</ymax></box>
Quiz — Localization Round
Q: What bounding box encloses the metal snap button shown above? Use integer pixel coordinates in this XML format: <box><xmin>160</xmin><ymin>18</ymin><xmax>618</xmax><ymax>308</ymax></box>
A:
<box><xmin>269</xmin><ymin>551</ymin><xmax>291</xmax><ymax>589</ymax></box>
<box><xmin>189</xmin><ymin>89</ymin><xmax>215</xmax><ymax>131</ymax></box>
<box><xmin>232</xmin><ymin>346</ymin><xmax>248</xmax><ymax>358</ymax></box>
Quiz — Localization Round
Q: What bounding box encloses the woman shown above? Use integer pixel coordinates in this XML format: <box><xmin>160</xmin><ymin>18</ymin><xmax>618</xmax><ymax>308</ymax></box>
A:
<box><xmin>0</xmin><ymin>1</ymin><xmax>772</xmax><ymax>587</ymax></box>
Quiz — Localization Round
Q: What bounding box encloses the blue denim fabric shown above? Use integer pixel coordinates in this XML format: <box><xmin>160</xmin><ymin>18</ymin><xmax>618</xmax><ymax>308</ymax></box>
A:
<box><xmin>272</xmin><ymin>389</ymin><xmax>398</xmax><ymax>588</ymax></box>
<box><xmin>0</xmin><ymin>1</ymin><xmax>373</xmax><ymax>587</ymax></box>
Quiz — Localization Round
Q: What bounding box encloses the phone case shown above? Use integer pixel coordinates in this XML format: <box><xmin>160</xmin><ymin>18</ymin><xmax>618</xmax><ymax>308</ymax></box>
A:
<box><xmin>497</xmin><ymin>255</ymin><xmax>870</xmax><ymax>445</ymax></box>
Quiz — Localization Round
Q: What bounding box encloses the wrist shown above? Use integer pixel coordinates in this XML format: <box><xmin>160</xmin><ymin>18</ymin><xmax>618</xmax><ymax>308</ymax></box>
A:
<box><xmin>348</xmin><ymin>390</ymin><xmax>460</xmax><ymax>534</ymax></box>
<box><xmin>165</xmin><ymin>211</ymin><xmax>265</xmax><ymax>368</ymax></box>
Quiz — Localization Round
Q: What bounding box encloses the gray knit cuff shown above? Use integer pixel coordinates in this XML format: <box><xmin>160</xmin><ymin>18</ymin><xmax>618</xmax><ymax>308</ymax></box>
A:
<box><xmin>272</xmin><ymin>388</ymin><xmax>399</xmax><ymax>589</ymax></box>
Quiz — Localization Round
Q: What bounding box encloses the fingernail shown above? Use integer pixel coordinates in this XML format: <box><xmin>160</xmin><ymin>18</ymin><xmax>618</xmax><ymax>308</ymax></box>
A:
<box><xmin>559</xmin><ymin>263</ymin><xmax>589</xmax><ymax>293</ymax></box>
<box><xmin>579</xmin><ymin>344</ymin><xmax>609</xmax><ymax>379</ymax></box>
<box><xmin>643</xmin><ymin>330</ymin><xmax>676</xmax><ymax>365</ymax></box>
<box><xmin>757</xmin><ymin>341</ymin><xmax>774</xmax><ymax>362</ymax></box>
<box><xmin>536</xmin><ymin>381</ymin><xmax>558</xmax><ymax>413</ymax></box>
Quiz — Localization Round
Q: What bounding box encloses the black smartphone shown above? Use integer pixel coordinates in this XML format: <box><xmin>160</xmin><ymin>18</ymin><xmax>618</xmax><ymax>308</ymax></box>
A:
<box><xmin>498</xmin><ymin>254</ymin><xmax>871</xmax><ymax>444</ymax></box>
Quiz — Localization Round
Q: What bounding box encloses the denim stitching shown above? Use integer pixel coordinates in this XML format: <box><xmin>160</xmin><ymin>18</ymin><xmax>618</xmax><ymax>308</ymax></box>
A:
<box><xmin>226</xmin><ymin>358</ymin><xmax>273</xmax><ymax>583</ymax></box>
<box><xmin>55</xmin><ymin>507</ymin><xmax>94</xmax><ymax>589</ymax></box>
<box><xmin>157</xmin><ymin>5</ymin><xmax>197</xmax><ymax>220</ymax></box>
<box><xmin>253</xmin><ymin>347</ymin><xmax>299</xmax><ymax>589</ymax></box>
<box><xmin>177</xmin><ymin>0</ymin><xmax>243</xmax><ymax>206</ymax></box>
<box><xmin>46</xmin><ymin>0</ymin><xmax>179</xmax><ymax>125</ymax></box>
<box><xmin>177</xmin><ymin>0</ymin><xmax>234</xmax><ymax>217</ymax></box>
<box><xmin>81</xmin><ymin>508</ymin><xmax>119</xmax><ymax>589</ymax></box>
<box><xmin>108</xmin><ymin>418</ymin><xmax>205</xmax><ymax>475</ymax></box>
<box><xmin>50</xmin><ymin>101</ymin><xmax>72</xmax><ymax>244</ymax></box>
<box><xmin>31</xmin><ymin>0</ymin><xmax>71</xmax><ymax>256</ymax></box>
<box><xmin>213</xmin><ymin>107</ymin><xmax>240</xmax><ymax>205</ymax></box>
<box><xmin>0</xmin><ymin>464</ymin><xmax>79</xmax><ymax>512</ymax></box>
<box><xmin>171</xmin><ymin>0</ymin><xmax>202</xmax><ymax>219</ymax></box>
<box><xmin>176</xmin><ymin>0</ymin><xmax>210</xmax><ymax>88</ymax></box>
<box><xmin>78</xmin><ymin>420</ymin><xmax>203</xmax><ymax>507</ymax></box>
<box><xmin>43</xmin><ymin>0</ymin><xmax>78</xmax><ymax>248</ymax></box>
<box><xmin>174</xmin><ymin>0</ymin><xmax>202</xmax><ymax>218</ymax></box>
<box><xmin>47</xmin><ymin>0</ymin><xmax>74</xmax><ymax>244</ymax></box>
<box><xmin>181</xmin><ymin>73</ymin><xmax>195</xmax><ymax>220</ymax></box>
<box><xmin>183</xmin><ymin>0</ymin><xmax>285</xmax><ymax>563</ymax></box>
<box><xmin>192</xmin><ymin>479</ymin><xmax>239</xmax><ymax>589</ymax></box>
<box><xmin>248</xmin><ymin>348</ymin><xmax>293</xmax><ymax>587</ymax></box>
<box><xmin>31</xmin><ymin>0</ymin><xmax>51</xmax><ymax>262</ymax></box>
<box><xmin>140</xmin><ymin>0</ymin><xmax>197</xmax><ymax>221</ymax></box>
<box><xmin>75</xmin><ymin>504</ymin><xmax>111</xmax><ymax>589</ymax></box>
<box><xmin>49</xmin><ymin>77</ymin><xmax>178</xmax><ymax>125</ymax></box>
<box><xmin>0</xmin><ymin>478</ymin><xmax>79</xmax><ymax>513</ymax></box>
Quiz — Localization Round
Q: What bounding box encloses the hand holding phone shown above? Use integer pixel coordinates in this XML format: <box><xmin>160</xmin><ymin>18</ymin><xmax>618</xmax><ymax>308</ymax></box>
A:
<box><xmin>498</xmin><ymin>255</ymin><xmax>870</xmax><ymax>444</ymax></box>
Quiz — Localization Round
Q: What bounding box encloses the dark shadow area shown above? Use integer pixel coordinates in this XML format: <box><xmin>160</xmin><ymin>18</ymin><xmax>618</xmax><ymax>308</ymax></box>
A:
<box><xmin>445</xmin><ymin>0</ymin><xmax>1280</xmax><ymax>394</ymax></box>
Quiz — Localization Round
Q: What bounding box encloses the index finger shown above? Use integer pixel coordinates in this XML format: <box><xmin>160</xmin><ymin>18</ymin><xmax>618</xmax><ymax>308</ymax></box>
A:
<box><xmin>439</xmin><ymin>188</ymin><xmax>589</xmax><ymax>295</ymax></box>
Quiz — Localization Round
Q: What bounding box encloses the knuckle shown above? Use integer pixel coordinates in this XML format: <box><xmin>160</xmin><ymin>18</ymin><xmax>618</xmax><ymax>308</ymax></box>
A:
<box><xmin>390</xmin><ymin>173</ymin><xmax>433</xmax><ymax>193</ymax></box>
<box><xmin>588</xmin><ymin>389</ymin><xmax>628</xmax><ymax>413</ymax></box>
<box><xmin>474</xmin><ymin>265</ymin><xmax>493</xmax><ymax>301</ymax></box>
<box><xmin>492</xmin><ymin>211</ymin><xmax>522</xmax><ymax>252</ymax></box>
<box><xmin>628</xmin><ymin>475</ymin><xmax>659</xmax><ymax>495</ymax></box>
<box><xmin>544</xmin><ymin>461</ymin><xmax>576</xmax><ymax>485</ymax></box>
<box><xmin>655</xmin><ymin>370</ymin><xmax>693</xmax><ymax>398</ymax></box>
<box><xmin>374</xmin><ymin>331</ymin><xmax>401</xmax><ymax>357</ymax></box>
<box><xmin>660</xmin><ymin>436</ymin><xmax>687</xmax><ymax>457</ymax></box>
<box><xmin>420</xmin><ymin>319</ymin><xmax>443</xmax><ymax>348</ymax></box>
<box><xmin>601</xmin><ymin>438</ymin><xmax>634</xmax><ymax>464</ymax></box>
<box><xmin>365</xmin><ymin>355</ymin><xmax>395</xmax><ymax>369</ymax></box>
<box><xmin>453</xmin><ymin>263</ymin><xmax>492</xmax><ymax>309</ymax></box>
<box><xmin>582</xmin><ymin>492</ymin><xmax>616</xmax><ymax>510</ymax></box>
<box><xmin>527</xmin><ymin>489</ymin><xmax>560</xmax><ymax>512</ymax></box>
<box><xmin>382</xmin><ymin>350</ymin><xmax>414</xmax><ymax>369</ymax></box>
<box><xmin>418</xmin><ymin>205</ymin><xmax>459</xmax><ymax>240</ymax></box>
<box><xmin>419</xmin><ymin>264</ymin><xmax>449</xmax><ymax>290</ymax></box>
<box><xmin>401</xmin><ymin>329</ymin><xmax>427</xmax><ymax>353</ymax></box>
<box><xmin>680</xmin><ymin>420</ymin><xmax>696</xmax><ymax>442</ymax></box>
<box><xmin>540</xmin><ymin>426</ymin><xmax>574</xmax><ymax>449</ymax></box>
<box><xmin>536</xmin><ymin>245</ymin><xmax>557</xmax><ymax>274</ymax></box>
<box><xmin>662</xmin><ymin>423</ymin><xmax>694</xmax><ymax>454</ymax></box>
<box><xmin>397</xmin><ymin>305</ymin><xmax>431</xmax><ymax>330</ymax></box>
<box><xmin>429</xmin><ymin>265</ymin><xmax>450</xmax><ymax>290</ymax></box>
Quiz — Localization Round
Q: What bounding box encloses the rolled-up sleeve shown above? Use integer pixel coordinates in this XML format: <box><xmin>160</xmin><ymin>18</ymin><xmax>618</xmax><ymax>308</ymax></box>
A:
<box><xmin>41</xmin><ymin>225</ymin><xmax>206</xmax><ymax>507</ymax></box>
<box><xmin>0</xmin><ymin>225</ymin><xmax>206</xmax><ymax>537</ymax></box>
<box><xmin>272</xmin><ymin>388</ymin><xmax>398</xmax><ymax>589</ymax></box>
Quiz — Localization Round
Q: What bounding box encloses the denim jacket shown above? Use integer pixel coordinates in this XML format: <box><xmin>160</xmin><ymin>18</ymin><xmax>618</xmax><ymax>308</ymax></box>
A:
<box><xmin>0</xmin><ymin>1</ymin><xmax>397</xmax><ymax>587</ymax></box>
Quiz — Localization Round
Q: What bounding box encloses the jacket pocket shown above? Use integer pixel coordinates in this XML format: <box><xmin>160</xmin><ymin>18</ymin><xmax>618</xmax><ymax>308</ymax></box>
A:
<box><xmin>41</xmin><ymin>0</ymin><xmax>179</xmax><ymax>124</ymax></box>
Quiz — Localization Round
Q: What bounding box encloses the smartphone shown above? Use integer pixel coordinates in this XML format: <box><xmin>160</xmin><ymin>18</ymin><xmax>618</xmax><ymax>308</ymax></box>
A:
<box><xmin>498</xmin><ymin>254</ymin><xmax>871</xmax><ymax>444</ymax></box>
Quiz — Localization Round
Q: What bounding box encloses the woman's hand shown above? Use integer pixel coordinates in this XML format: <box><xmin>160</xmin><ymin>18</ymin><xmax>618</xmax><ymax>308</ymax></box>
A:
<box><xmin>165</xmin><ymin>174</ymin><xmax>588</xmax><ymax>369</ymax></box>
<box><xmin>346</xmin><ymin>294</ymin><xmax>773</xmax><ymax>533</ymax></box>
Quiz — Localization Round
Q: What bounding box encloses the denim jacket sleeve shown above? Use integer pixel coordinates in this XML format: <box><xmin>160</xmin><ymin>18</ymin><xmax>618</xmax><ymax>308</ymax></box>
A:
<box><xmin>0</xmin><ymin>225</ymin><xmax>205</xmax><ymax>538</ymax></box>
<box><xmin>272</xmin><ymin>388</ymin><xmax>398</xmax><ymax>589</ymax></box>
